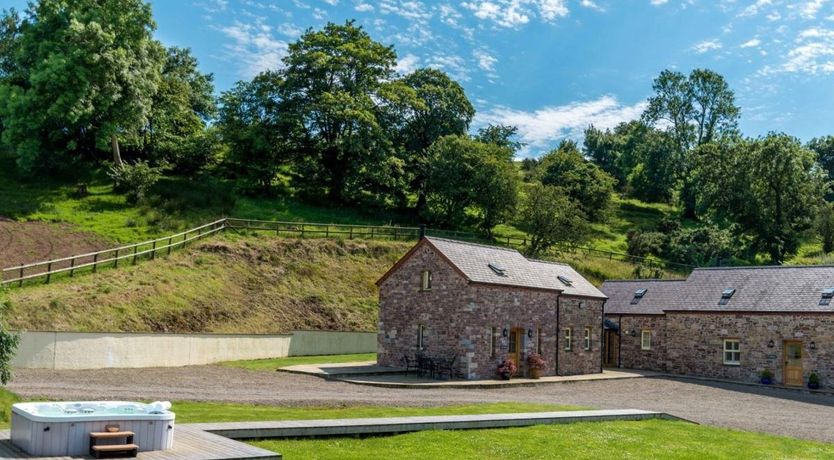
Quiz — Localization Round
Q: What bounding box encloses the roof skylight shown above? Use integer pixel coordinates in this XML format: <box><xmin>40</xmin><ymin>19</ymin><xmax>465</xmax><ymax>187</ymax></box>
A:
<box><xmin>718</xmin><ymin>288</ymin><xmax>735</xmax><ymax>305</ymax></box>
<box><xmin>820</xmin><ymin>288</ymin><xmax>834</xmax><ymax>306</ymax></box>
<box><xmin>488</xmin><ymin>262</ymin><xmax>506</xmax><ymax>276</ymax></box>
<box><xmin>557</xmin><ymin>275</ymin><xmax>573</xmax><ymax>287</ymax></box>
<box><xmin>630</xmin><ymin>288</ymin><xmax>648</xmax><ymax>305</ymax></box>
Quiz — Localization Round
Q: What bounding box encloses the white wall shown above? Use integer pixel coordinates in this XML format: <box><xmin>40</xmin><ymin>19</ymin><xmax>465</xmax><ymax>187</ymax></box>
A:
<box><xmin>12</xmin><ymin>330</ymin><xmax>376</xmax><ymax>370</ymax></box>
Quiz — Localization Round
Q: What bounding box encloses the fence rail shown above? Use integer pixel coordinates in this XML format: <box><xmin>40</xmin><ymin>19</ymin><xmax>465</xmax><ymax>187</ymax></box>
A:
<box><xmin>1</xmin><ymin>217</ymin><xmax>693</xmax><ymax>287</ymax></box>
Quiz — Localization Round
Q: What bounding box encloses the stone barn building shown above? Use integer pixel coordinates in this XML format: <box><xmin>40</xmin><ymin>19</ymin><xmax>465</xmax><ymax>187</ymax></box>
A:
<box><xmin>376</xmin><ymin>237</ymin><xmax>607</xmax><ymax>380</ymax></box>
<box><xmin>602</xmin><ymin>266</ymin><xmax>834</xmax><ymax>388</ymax></box>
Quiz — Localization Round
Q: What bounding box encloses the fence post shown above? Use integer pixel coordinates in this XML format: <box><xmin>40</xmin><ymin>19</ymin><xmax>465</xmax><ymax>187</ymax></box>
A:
<box><xmin>19</xmin><ymin>264</ymin><xmax>24</xmax><ymax>287</ymax></box>
<box><xmin>133</xmin><ymin>245</ymin><xmax>138</xmax><ymax>264</ymax></box>
<box><xmin>276</xmin><ymin>222</ymin><xmax>280</xmax><ymax>236</ymax></box>
<box><xmin>370</xmin><ymin>227</ymin><xmax>374</xmax><ymax>239</ymax></box>
<box><xmin>349</xmin><ymin>227</ymin><xmax>353</xmax><ymax>239</ymax></box>
<box><xmin>45</xmin><ymin>262</ymin><xmax>52</xmax><ymax>283</ymax></box>
<box><xmin>69</xmin><ymin>257</ymin><xmax>75</xmax><ymax>277</ymax></box>
<box><xmin>168</xmin><ymin>237</ymin><xmax>173</xmax><ymax>255</ymax></box>
<box><xmin>325</xmin><ymin>225</ymin><xmax>329</xmax><ymax>238</ymax></box>
<box><xmin>301</xmin><ymin>224</ymin><xmax>305</xmax><ymax>238</ymax></box>
<box><xmin>114</xmin><ymin>249</ymin><xmax>119</xmax><ymax>268</ymax></box>
<box><xmin>93</xmin><ymin>253</ymin><xmax>98</xmax><ymax>273</ymax></box>
<box><xmin>151</xmin><ymin>240</ymin><xmax>156</xmax><ymax>260</ymax></box>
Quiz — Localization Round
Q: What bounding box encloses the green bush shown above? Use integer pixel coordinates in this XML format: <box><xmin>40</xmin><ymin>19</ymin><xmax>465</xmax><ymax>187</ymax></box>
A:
<box><xmin>107</xmin><ymin>161</ymin><xmax>166</xmax><ymax>205</ymax></box>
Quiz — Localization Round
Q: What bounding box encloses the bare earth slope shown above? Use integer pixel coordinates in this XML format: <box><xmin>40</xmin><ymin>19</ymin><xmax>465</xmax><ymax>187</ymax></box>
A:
<box><xmin>0</xmin><ymin>218</ymin><xmax>109</xmax><ymax>270</ymax></box>
<box><xmin>5</xmin><ymin>236</ymin><xmax>408</xmax><ymax>333</ymax></box>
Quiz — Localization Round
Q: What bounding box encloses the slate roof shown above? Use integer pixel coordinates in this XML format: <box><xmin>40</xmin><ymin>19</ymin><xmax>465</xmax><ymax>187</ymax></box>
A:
<box><xmin>600</xmin><ymin>279</ymin><xmax>686</xmax><ymax>315</ymax></box>
<box><xmin>602</xmin><ymin>265</ymin><xmax>834</xmax><ymax>314</ymax></box>
<box><xmin>422</xmin><ymin>237</ymin><xmax>607</xmax><ymax>299</ymax></box>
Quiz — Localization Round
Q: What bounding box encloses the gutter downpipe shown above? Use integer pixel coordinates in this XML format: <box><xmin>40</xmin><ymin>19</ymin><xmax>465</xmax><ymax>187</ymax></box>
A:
<box><xmin>600</xmin><ymin>299</ymin><xmax>606</xmax><ymax>373</ymax></box>
<box><xmin>555</xmin><ymin>295</ymin><xmax>561</xmax><ymax>376</ymax></box>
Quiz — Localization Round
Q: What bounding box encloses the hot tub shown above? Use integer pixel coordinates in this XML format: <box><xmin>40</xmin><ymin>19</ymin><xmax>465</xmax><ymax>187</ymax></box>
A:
<box><xmin>11</xmin><ymin>401</ymin><xmax>175</xmax><ymax>456</ymax></box>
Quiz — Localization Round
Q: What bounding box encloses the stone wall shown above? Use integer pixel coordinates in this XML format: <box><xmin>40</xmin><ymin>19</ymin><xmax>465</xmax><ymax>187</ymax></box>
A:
<box><xmin>663</xmin><ymin>312</ymin><xmax>834</xmax><ymax>387</ymax></box>
<box><xmin>558</xmin><ymin>296</ymin><xmax>604</xmax><ymax>376</ymax></box>
<box><xmin>608</xmin><ymin>314</ymin><xmax>667</xmax><ymax>372</ymax></box>
<box><xmin>377</xmin><ymin>242</ymin><xmax>603</xmax><ymax>379</ymax></box>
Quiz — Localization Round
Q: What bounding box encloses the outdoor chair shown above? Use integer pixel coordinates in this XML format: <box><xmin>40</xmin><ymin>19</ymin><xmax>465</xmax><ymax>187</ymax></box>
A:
<box><xmin>401</xmin><ymin>354</ymin><xmax>419</xmax><ymax>374</ymax></box>
<box><xmin>416</xmin><ymin>354</ymin><xmax>434</xmax><ymax>378</ymax></box>
<box><xmin>436</xmin><ymin>355</ymin><xmax>458</xmax><ymax>380</ymax></box>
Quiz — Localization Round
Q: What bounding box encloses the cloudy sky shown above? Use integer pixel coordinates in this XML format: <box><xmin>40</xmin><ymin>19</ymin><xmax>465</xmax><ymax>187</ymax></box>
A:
<box><xmin>8</xmin><ymin>0</ymin><xmax>834</xmax><ymax>156</ymax></box>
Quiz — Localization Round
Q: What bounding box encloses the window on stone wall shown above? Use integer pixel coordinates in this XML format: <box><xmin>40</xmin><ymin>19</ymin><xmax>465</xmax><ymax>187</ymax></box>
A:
<box><xmin>641</xmin><ymin>330</ymin><xmax>652</xmax><ymax>351</ymax></box>
<box><xmin>537</xmin><ymin>328</ymin><xmax>543</xmax><ymax>354</ymax></box>
<box><xmin>564</xmin><ymin>328</ymin><xmax>572</xmax><ymax>351</ymax></box>
<box><xmin>420</xmin><ymin>270</ymin><xmax>432</xmax><ymax>290</ymax></box>
<box><xmin>418</xmin><ymin>324</ymin><xmax>425</xmax><ymax>350</ymax></box>
<box><xmin>490</xmin><ymin>327</ymin><xmax>497</xmax><ymax>358</ymax></box>
<box><xmin>723</xmin><ymin>339</ymin><xmax>740</xmax><ymax>365</ymax></box>
<box><xmin>584</xmin><ymin>327</ymin><xmax>592</xmax><ymax>351</ymax></box>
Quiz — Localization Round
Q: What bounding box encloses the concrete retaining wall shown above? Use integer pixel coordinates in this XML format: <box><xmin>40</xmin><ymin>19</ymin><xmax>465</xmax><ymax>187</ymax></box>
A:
<box><xmin>12</xmin><ymin>330</ymin><xmax>376</xmax><ymax>370</ymax></box>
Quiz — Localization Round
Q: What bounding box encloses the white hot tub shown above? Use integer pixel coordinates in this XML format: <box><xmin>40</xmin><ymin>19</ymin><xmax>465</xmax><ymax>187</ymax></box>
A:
<box><xmin>11</xmin><ymin>401</ymin><xmax>175</xmax><ymax>456</ymax></box>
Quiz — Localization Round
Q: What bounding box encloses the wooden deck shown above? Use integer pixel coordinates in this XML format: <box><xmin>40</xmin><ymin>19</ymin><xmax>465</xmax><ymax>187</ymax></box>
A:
<box><xmin>0</xmin><ymin>425</ymin><xmax>280</xmax><ymax>460</ymax></box>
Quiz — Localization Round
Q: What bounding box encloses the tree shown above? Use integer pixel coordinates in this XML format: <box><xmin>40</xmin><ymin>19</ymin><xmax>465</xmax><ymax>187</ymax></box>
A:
<box><xmin>424</xmin><ymin>135</ymin><xmax>518</xmax><ymax>232</ymax></box>
<box><xmin>395</xmin><ymin>68</ymin><xmax>474</xmax><ymax>212</ymax></box>
<box><xmin>515</xmin><ymin>183</ymin><xmax>588</xmax><ymax>257</ymax></box>
<box><xmin>695</xmin><ymin>133</ymin><xmax>828</xmax><ymax>263</ymax></box>
<box><xmin>625</xmin><ymin>127</ymin><xmax>677</xmax><ymax>203</ymax></box>
<box><xmin>145</xmin><ymin>46</ymin><xmax>216</xmax><ymax>172</ymax></box>
<box><xmin>817</xmin><ymin>202</ymin><xmax>834</xmax><ymax>254</ymax></box>
<box><xmin>0</xmin><ymin>291</ymin><xmax>19</xmax><ymax>386</ymax></box>
<box><xmin>217</xmin><ymin>71</ymin><xmax>290</xmax><ymax>193</ymax></box>
<box><xmin>583</xmin><ymin>124</ymin><xmax>622</xmax><ymax>185</ymax></box>
<box><xmin>808</xmin><ymin>136</ymin><xmax>834</xmax><ymax>200</ymax></box>
<box><xmin>476</xmin><ymin>124</ymin><xmax>524</xmax><ymax>153</ymax></box>
<box><xmin>279</xmin><ymin>21</ymin><xmax>404</xmax><ymax>204</ymax></box>
<box><xmin>536</xmin><ymin>140</ymin><xmax>615</xmax><ymax>221</ymax></box>
<box><xmin>0</xmin><ymin>0</ymin><xmax>164</xmax><ymax>173</ymax></box>
<box><xmin>642</xmin><ymin>69</ymin><xmax>740</xmax><ymax>216</ymax></box>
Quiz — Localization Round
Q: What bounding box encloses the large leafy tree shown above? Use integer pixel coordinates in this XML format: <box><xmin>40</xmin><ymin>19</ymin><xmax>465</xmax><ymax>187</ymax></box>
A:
<box><xmin>279</xmin><ymin>21</ymin><xmax>406</xmax><ymax>204</ymax></box>
<box><xmin>217</xmin><ymin>71</ymin><xmax>291</xmax><ymax>193</ymax></box>
<box><xmin>808</xmin><ymin>136</ymin><xmax>834</xmax><ymax>200</ymax></box>
<box><xmin>145</xmin><ymin>46</ymin><xmax>216</xmax><ymax>172</ymax></box>
<box><xmin>694</xmin><ymin>134</ymin><xmax>827</xmax><ymax>263</ymax></box>
<box><xmin>515</xmin><ymin>183</ymin><xmax>588</xmax><ymax>257</ymax></box>
<box><xmin>642</xmin><ymin>68</ymin><xmax>739</xmax><ymax>216</ymax></box>
<box><xmin>0</xmin><ymin>0</ymin><xmax>164</xmax><ymax>173</ymax></box>
<box><xmin>536</xmin><ymin>140</ymin><xmax>615</xmax><ymax>221</ymax></box>
<box><xmin>425</xmin><ymin>135</ymin><xmax>519</xmax><ymax>232</ymax></box>
<box><xmin>396</xmin><ymin>68</ymin><xmax>474</xmax><ymax>212</ymax></box>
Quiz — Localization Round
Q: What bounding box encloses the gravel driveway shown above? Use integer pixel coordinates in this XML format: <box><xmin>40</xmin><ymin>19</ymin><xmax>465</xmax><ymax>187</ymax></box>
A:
<box><xmin>10</xmin><ymin>366</ymin><xmax>834</xmax><ymax>442</ymax></box>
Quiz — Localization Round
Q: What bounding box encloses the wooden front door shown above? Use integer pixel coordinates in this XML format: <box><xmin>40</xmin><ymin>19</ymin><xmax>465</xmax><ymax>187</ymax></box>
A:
<box><xmin>508</xmin><ymin>327</ymin><xmax>523</xmax><ymax>369</ymax></box>
<box><xmin>783</xmin><ymin>340</ymin><xmax>803</xmax><ymax>386</ymax></box>
<box><xmin>603</xmin><ymin>330</ymin><xmax>619</xmax><ymax>368</ymax></box>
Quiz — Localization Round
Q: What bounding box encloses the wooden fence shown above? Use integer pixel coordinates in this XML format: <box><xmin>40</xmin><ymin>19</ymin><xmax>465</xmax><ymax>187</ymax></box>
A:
<box><xmin>1</xmin><ymin>218</ymin><xmax>693</xmax><ymax>287</ymax></box>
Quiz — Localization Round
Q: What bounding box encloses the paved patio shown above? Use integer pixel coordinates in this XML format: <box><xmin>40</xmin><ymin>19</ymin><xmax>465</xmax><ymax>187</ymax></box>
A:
<box><xmin>278</xmin><ymin>363</ymin><xmax>655</xmax><ymax>388</ymax></box>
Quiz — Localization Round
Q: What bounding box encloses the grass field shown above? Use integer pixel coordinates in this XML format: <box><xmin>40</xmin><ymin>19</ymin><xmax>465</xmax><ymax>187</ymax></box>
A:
<box><xmin>222</xmin><ymin>353</ymin><xmax>377</xmax><ymax>371</ymax></box>
<box><xmin>252</xmin><ymin>418</ymin><xmax>834</xmax><ymax>460</ymax></box>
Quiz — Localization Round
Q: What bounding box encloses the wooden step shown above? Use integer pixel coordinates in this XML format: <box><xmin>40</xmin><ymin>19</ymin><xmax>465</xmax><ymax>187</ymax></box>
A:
<box><xmin>90</xmin><ymin>431</ymin><xmax>135</xmax><ymax>439</ymax></box>
<box><xmin>91</xmin><ymin>444</ymin><xmax>139</xmax><ymax>452</ymax></box>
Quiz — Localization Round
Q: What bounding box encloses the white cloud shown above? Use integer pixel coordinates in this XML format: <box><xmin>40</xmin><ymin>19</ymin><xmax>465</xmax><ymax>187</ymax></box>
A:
<box><xmin>427</xmin><ymin>54</ymin><xmax>470</xmax><ymax>81</ymax></box>
<box><xmin>396</xmin><ymin>53</ymin><xmax>420</xmax><ymax>74</ymax></box>
<box><xmin>277</xmin><ymin>23</ymin><xmax>303</xmax><ymax>37</ymax></box>
<box><xmin>692</xmin><ymin>39</ymin><xmax>723</xmax><ymax>54</ymax></box>
<box><xmin>475</xmin><ymin>96</ymin><xmax>646</xmax><ymax>154</ymax></box>
<box><xmin>740</xmin><ymin>38</ymin><xmax>762</xmax><ymax>48</ymax></box>
<box><xmin>379</xmin><ymin>0</ymin><xmax>433</xmax><ymax>22</ymax></box>
<box><xmin>461</xmin><ymin>0</ymin><xmax>568</xmax><ymax>28</ymax></box>
<box><xmin>354</xmin><ymin>2</ymin><xmax>374</xmax><ymax>12</ymax></box>
<box><xmin>322</xmin><ymin>0</ymin><xmax>338</xmax><ymax>5</ymax></box>
<box><xmin>764</xmin><ymin>27</ymin><xmax>834</xmax><ymax>74</ymax></box>
<box><xmin>218</xmin><ymin>21</ymin><xmax>288</xmax><ymax>78</ymax></box>
<box><xmin>738</xmin><ymin>0</ymin><xmax>772</xmax><ymax>17</ymax></box>
<box><xmin>650</xmin><ymin>0</ymin><xmax>669</xmax><ymax>5</ymax></box>
<box><xmin>800</xmin><ymin>0</ymin><xmax>828</xmax><ymax>19</ymax></box>
<box><xmin>473</xmin><ymin>49</ymin><xmax>498</xmax><ymax>71</ymax></box>
<box><xmin>580</xmin><ymin>0</ymin><xmax>605</xmax><ymax>12</ymax></box>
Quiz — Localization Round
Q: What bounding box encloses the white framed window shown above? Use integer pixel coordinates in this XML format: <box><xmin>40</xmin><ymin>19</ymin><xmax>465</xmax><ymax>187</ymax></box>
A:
<box><xmin>537</xmin><ymin>328</ymin><xmax>543</xmax><ymax>354</ymax></box>
<box><xmin>641</xmin><ymin>330</ymin><xmax>652</xmax><ymax>351</ymax></box>
<box><xmin>723</xmin><ymin>339</ymin><xmax>740</xmax><ymax>365</ymax></box>
<box><xmin>564</xmin><ymin>328</ymin><xmax>572</xmax><ymax>351</ymax></box>
<box><xmin>417</xmin><ymin>324</ymin><xmax>425</xmax><ymax>350</ymax></box>
<box><xmin>490</xmin><ymin>327</ymin><xmax>497</xmax><ymax>358</ymax></box>
<box><xmin>584</xmin><ymin>327</ymin><xmax>591</xmax><ymax>351</ymax></box>
<box><xmin>420</xmin><ymin>270</ymin><xmax>432</xmax><ymax>290</ymax></box>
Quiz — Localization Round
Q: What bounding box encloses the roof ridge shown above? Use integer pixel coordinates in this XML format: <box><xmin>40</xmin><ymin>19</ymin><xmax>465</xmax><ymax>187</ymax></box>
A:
<box><xmin>602</xmin><ymin>279</ymin><xmax>686</xmax><ymax>283</ymax></box>
<box><xmin>527</xmin><ymin>258</ymin><xmax>569</xmax><ymax>267</ymax></box>
<box><xmin>694</xmin><ymin>264</ymin><xmax>834</xmax><ymax>271</ymax></box>
<box><xmin>424</xmin><ymin>236</ymin><xmax>522</xmax><ymax>254</ymax></box>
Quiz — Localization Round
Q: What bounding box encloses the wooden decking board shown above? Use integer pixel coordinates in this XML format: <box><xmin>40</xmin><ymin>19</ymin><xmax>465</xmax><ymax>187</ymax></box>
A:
<box><xmin>0</xmin><ymin>425</ymin><xmax>280</xmax><ymax>460</ymax></box>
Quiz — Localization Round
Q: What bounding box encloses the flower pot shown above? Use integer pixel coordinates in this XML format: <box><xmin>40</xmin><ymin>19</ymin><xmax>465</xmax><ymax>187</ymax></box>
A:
<box><xmin>760</xmin><ymin>377</ymin><xmax>772</xmax><ymax>385</ymax></box>
<box><xmin>500</xmin><ymin>372</ymin><xmax>512</xmax><ymax>381</ymax></box>
<box><xmin>808</xmin><ymin>382</ymin><xmax>820</xmax><ymax>390</ymax></box>
<box><xmin>530</xmin><ymin>368</ymin><xmax>543</xmax><ymax>380</ymax></box>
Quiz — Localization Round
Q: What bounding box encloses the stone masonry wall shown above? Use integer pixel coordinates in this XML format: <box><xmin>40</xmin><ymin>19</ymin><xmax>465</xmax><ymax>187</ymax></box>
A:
<box><xmin>664</xmin><ymin>312</ymin><xmax>834</xmax><ymax>387</ymax></box>
<box><xmin>608</xmin><ymin>314</ymin><xmax>667</xmax><ymax>372</ymax></box>
<box><xmin>377</xmin><ymin>242</ymin><xmax>603</xmax><ymax>379</ymax></box>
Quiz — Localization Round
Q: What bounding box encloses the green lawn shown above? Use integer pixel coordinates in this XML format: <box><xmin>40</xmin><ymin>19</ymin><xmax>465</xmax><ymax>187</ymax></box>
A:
<box><xmin>221</xmin><ymin>353</ymin><xmax>377</xmax><ymax>371</ymax></box>
<box><xmin>252</xmin><ymin>419</ymin><xmax>834</xmax><ymax>460</ymax></box>
<box><xmin>172</xmin><ymin>402</ymin><xmax>585</xmax><ymax>424</ymax></box>
<box><xmin>0</xmin><ymin>388</ymin><xmax>20</xmax><ymax>429</ymax></box>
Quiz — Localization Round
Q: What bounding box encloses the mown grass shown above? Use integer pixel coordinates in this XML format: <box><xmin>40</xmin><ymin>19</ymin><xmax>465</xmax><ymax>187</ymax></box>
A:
<box><xmin>222</xmin><ymin>353</ymin><xmax>377</xmax><ymax>371</ymax></box>
<box><xmin>0</xmin><ymin>388</ymin><xmax>20</xmax><ymax>429</ymax></box>
<box><xmin>252</xmin><ymin>419</ymin><xmax>834</xmax><ymax>460</ymax></box>
<box><xmin>172</xmin><ymin>402</ymin><xmax>585</xmax><ymax>424</ymax></box>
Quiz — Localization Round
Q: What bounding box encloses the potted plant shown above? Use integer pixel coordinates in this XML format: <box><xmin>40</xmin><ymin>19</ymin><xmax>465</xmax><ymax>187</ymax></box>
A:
<box><xmin>759</xmin><ymin>369</ymin><xmax>774</xmax><ymax>385</ymax></box>
<box><xmin>808</xmin><ymin>372</ymin><xmax>821</xmax><ymax>390</ymax></box>
<box><xmin>497</xmin><ymin>359</ymin><xmax>517</xmax><ymax>380</ymax></box>
<box><xmin>526</xmin><ymin>353</ymin><xmax>547</xmax><ymax>379</ymax></box>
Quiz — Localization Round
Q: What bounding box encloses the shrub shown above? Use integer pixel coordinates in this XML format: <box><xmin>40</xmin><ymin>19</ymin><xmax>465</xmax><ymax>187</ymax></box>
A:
<box><xmin>808</xmin><ymin>372</ymin><xmax>821</xmax><ymax>389</ymax></box>
<box><xmin>107</xmin><ymin>161</ymin><xmax>166</xmax><ymax>205</ymax></box>
<box><xmin>759</xmin><ymin>369</ymin><xmax>774</xmax><ymax>384</ymax></box>
<box><xmin>497</xmin><ymin>359</ymin><xmax>517</xmax><ymax>380</ymax></box>
<box><xmin>0</xmin><ymin>294</ymin><xmax>19</xmax><ymax>385</ymax></box>
<box><xmin>526</xmin><ymin>353</ymin><xmax>547</xmax><ymax>370</ymax></box>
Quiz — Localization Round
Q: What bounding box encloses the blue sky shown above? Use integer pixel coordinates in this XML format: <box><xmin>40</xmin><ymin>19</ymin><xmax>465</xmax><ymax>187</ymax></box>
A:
<box><xmin>8</xmin><ymin>0</ymin><xmax>834</xmax><ymax>156</ymax></box>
